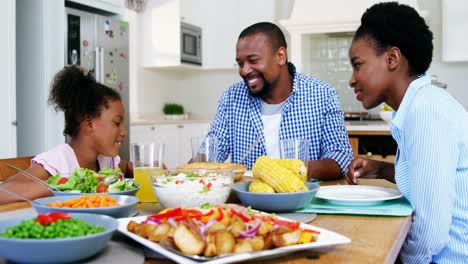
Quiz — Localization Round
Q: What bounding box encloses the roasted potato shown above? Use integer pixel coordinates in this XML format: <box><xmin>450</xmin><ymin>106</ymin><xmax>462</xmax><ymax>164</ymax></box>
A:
<box><xmin>234</xmin><ymin>239</ymin><xmax>253</xmax><ymax>253</ymax></box>
<box><xmin>204</xmin><ymin>233</ymin><xmax>217</xmax><ymax>257</ymax></box>
<box><xmin>215</xmin><ymin>230</ymin><xmax>235</xmax><ymax>254</ymax></box>
<box><xmin>127</xmin><ymin>220</ymin><xmax>138</xmax><ymax>232</ymax></box>
<box><xmin>148</xmin><ymin>223</ymin><xmax>171</xmax><ymax>242</ymax></box>
<box><xmin>134</xmin><ymin>223</ymin><xmax>156</xmax><ymax>238</ymax></box>
<box><xmin>272</xmin><ymin>229</ymin><xmax>302</xmax><ymax>247</ymax></box>
<box><xmin>248</xmin><ymin>236</ymin><xmax>265</xmax><ymax>251</ymax></box>
<box><xmin>173</xmin><ymin>224</ymin><xmax>205</xmax><ymax>255</ymax></box>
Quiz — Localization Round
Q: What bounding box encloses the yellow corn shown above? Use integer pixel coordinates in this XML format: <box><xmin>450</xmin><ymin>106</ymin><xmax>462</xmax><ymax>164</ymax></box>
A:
<box><xmin>274</xmin><ymin>158</ymin><xmax>307</xmax><ymax>182</ymax></box>
<box><xmin>252</xmin><ymin>156</ymin><xmax>308</xmax><ymax>193</ymax></box>
<box><xmin>249</xmin><ymin>179</ymin><xmax>275</xmax><ymax>193</ymax></box>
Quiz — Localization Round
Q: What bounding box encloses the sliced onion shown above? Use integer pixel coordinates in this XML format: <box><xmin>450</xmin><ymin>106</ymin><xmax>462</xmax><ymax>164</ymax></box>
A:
<box><xmin>237</xmin><ymin>221</ymin><xmax>261</xmax><ymax>239</ymax></box>
<box><xmin>167</xmin><ymin>217</ymin><xmax>177</xmax><ymax>227</ymax></box>
<box><xmin>143</xmin><ymin>218</ymin><xmax>162</xmax><ymax>225</ymax></box>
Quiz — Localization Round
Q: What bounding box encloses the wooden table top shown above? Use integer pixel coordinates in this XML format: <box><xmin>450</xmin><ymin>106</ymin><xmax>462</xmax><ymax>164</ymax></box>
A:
<box><xmin>0</xmin><ymin>179</ymin><xmax>411</xmax><ymax>264</ymax></box>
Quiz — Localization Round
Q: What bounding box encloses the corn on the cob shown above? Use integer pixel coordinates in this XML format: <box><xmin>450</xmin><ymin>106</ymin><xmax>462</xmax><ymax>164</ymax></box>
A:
<box><xmin>274</xmin><ymin>159</ymin><xmax>307</xmax><ymax>182</ymax></box>
<box><xmin>249</xmin><ymin>179</ymin><xmax>275</xmax><ymax>193</ymax></box>
<box><xmin>252</xmin><ymin>156</ymin><xmax>308</xmax><ymax>193</ymax></box>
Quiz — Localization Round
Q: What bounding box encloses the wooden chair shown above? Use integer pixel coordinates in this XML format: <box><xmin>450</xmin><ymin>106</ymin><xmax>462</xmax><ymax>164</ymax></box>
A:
<box><xmin>0</xmin><ymin>156</ymin><xmax>33</xmax><ymax>181</ymax></box>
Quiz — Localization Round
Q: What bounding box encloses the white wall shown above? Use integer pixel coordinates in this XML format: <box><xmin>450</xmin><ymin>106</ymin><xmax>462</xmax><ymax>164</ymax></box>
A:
<box><xmin>133</xmin><ymin>0</ymin><xmax>467</xmax><ymax>120</ymax></box>
<box><xmin>422</xmin><ymin>0</ymin><xmax>468</xmax><ymax>109</ymax></box>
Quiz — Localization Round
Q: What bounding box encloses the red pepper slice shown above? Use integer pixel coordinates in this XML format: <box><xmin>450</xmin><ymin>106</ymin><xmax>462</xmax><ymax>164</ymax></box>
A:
<box><xmin>216</xmin><ymin>207</ymin><xmax>224</xmax><ymax>221</ymax></box>
<box><xmin>147</xmin><ymin>208</ymin><xmax>183</xmax><ymax>221</ymax></box>
<box><xmin>231</xmin><ymin>208</ymin><xmax>252</xmax><ymax>222</ymax></box>
<box><xmin>302</xmin><ymin>228</ymin><xmax>321</xmax><ymax>234</ymax></box>
<box><xmin>274</xmin><ymin>219</ymin><xmax>300</xmax><ymax>229</ymax></box>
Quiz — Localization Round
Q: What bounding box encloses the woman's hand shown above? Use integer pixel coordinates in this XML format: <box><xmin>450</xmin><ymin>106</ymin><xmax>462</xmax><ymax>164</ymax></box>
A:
<box><xmin>345</xmin><ymin>157</ymin><xmax>382</xmax><ymax>185</ymax></box>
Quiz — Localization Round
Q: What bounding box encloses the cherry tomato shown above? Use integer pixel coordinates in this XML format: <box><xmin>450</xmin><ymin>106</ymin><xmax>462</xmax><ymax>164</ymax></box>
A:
<box><xmin>98</xmin><ymin>177</ymin><xmax>105</xmax><ymax>182</ymax></box>
<box><xmin>96</xmin><ymin>184</ymin><xmax>108</xmax><ymax>193</ymax></box>
<box><xmin>57</xmin><ymin>177</ymin><xmax>68</xmax><ymax>185</ymax></box>
<box><xmin>35</xmin><ymin>212</ymin><xmax>71</xmax><ymax>225</ymax></box>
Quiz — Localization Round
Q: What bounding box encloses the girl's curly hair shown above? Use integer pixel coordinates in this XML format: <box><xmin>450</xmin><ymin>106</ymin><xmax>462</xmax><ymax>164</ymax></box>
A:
<box><xmin>48</xmin><ymin>65</ymin><xmax>121</xmax><ymax>137</ymax></box>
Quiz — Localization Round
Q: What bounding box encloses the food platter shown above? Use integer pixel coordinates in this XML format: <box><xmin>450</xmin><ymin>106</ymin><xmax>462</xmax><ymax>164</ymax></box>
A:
<box><xmin>117</xmin><ymin>206</ymin><xmax>350</xmax><ymax>263</ymax></box>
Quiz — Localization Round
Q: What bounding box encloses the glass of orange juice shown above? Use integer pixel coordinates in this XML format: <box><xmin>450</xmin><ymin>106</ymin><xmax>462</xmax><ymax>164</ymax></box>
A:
<box><xmin>130</xmin><ymin>142</ymin><xmax>164</xmax><ymax>203</ymax></box>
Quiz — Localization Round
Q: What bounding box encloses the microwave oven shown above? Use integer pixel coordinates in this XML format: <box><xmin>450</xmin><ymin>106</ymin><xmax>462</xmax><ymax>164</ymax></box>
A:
<box><xmin>181</xmin><ymin>22</ymin><xmax>202</xmax><ymax>65</ymax></box>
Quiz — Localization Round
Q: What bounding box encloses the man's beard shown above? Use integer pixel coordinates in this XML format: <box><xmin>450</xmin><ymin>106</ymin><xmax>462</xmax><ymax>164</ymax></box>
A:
<box><xmin>246</xmin><ymin>76</ymin><xmax>273</xmax><ymax>98</ymax></box>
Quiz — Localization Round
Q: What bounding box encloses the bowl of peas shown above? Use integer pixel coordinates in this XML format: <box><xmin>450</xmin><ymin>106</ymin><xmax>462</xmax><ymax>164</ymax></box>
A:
<box><xmin>0</xmin><ymin>212</ymin><xmax>118</xmax><ymax>263</ymax></box>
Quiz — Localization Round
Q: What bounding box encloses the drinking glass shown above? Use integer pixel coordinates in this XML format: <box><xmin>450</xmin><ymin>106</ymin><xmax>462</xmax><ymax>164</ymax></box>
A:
<box><xmin>190</xmin><ymin>136</ymin><xmax>218</xmax><ymax>162</ymax></box>
<box><xmin>280</xmin><ymin>139</ymin><xmax>310</xmax><ymax>178</ymax></box>
<box><xmin>130</xmin><ymin>142</ymin><xmax>164</xmax><ymax>203</ymax></box>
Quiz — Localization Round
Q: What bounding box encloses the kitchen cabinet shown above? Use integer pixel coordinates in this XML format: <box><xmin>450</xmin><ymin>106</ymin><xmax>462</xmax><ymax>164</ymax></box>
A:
<box><xmin>442</xmin><ymin>0</ymin><xmax>468</xmax><ymax>62</ymax></box>
<box><xmin>67</xmin><ymin>0</ymin><xmax>125</xmax><ymax>15</ymax></box>
<box><xmin>140</xmin><ymin>0</ymin><xmax>274</xmax><ymax>69</ymax></box>
<box><xmin>0</xmin><ymin>0</ymin><xmax>16</xmax><ymax>158</ymax></box>
<box><xmin>348</xmin><ymin>131</ymin><xmax>397</xmax><ymax>163</ymax></box>
<box><xmin>130</xmin><ymin>122</ymin><xmax>210</xmax><ymax>169</ymax></box>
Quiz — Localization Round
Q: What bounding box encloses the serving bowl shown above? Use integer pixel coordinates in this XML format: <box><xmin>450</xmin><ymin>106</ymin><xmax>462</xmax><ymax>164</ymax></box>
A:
<box><xmin>232</xmin><ymin>181</ymin><xmax>320</xmax><ymax>212</ymax></box>
<box><xmin>51</xmin><ymin>185</ymin><xmax>141</xmax><ymax>196</ymax></box>
<box><xmin>379</xmin><ymin>111</ymin><xmax>393</xmax><ymax>123</ymax></box>
<box><xmin>0</xmin><ymin>213</ymin><xmax>117</xmax><ymax>263</ymax></box>
<box><xmin>33</xmin><ymin>195</ymin><xmax>138</xmax><ymax>218</ymax></box>
<box><xmin>151</xmin><ymin>170</ymin><xmax>234</xmax><ymax>208</ymax></box>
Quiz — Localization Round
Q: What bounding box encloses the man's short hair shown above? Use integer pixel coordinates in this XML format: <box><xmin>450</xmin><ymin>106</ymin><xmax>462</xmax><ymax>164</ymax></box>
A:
<box><xmin>238</xmin><ymin>22</ymin><xmax>287</xmax><ymax>51</ymax></box>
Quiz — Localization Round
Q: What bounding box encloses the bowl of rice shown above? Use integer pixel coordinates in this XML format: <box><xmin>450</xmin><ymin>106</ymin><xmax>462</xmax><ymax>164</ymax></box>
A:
<box><xmin>151</xmin><ymin>169</ymin><xmax>234</xmax><ymax>208</ymax></box>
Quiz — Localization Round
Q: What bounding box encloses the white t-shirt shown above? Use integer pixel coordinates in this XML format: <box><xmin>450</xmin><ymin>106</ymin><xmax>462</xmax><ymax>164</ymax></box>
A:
<box><xmin>260</xmin><ymin>100</ymin><xmax>286</xmax><ymax>158</ymax></box>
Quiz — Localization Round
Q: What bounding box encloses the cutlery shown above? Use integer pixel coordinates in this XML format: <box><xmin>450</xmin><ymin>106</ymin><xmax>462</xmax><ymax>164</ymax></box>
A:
<box><xmin>6</xmin><ymin>163</ymin><xmax>60</xmax><ymax>191</ymax></box>
<box><xmin>0</xmin><ymin>185</ymin><xmax>40</xmax><ymax>205</ymax></box>
<box><xmin>225</xmin><ymin>134</ymin><xmax>261</xmax><ymax>177</ymax></box>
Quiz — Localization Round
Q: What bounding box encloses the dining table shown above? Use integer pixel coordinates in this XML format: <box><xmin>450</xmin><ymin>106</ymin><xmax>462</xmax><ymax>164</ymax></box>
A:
<box><xmin>0</xmin><ymin>178</ymin><xmax>412</xmax><ymax>264</ymax></box>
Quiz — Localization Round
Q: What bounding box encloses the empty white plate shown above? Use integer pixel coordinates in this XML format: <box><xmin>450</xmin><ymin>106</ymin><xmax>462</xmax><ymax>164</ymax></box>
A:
<box><xmin>316</xmin><ymin>185</ymin><xmax>403</xmax><ymax>206</ymax></box>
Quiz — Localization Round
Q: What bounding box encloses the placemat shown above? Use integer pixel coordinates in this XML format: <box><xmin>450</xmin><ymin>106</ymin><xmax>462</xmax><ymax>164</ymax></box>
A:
<box><xmin>295</xmin><ymin>197</ymin><xmax>413</xmax><ymax>216</ymax></box>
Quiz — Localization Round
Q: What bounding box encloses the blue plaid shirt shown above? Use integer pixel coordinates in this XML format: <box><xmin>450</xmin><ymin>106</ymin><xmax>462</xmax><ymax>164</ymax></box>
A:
<box><xmin>207</xmin><ymin>63</ymin><xmax>353</xmax><ymax>174</ymax></box>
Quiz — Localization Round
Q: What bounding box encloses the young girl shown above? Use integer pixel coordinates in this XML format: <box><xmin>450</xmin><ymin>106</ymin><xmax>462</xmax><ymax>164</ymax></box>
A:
<box><xmin>0</xmin><ymin>66</ymin><xmax>128</xmax><ymax>204</ymax></box>
<box><xmin>345</xmin><ymin>2</ymin><xmax>467</xmax><ymax>263</ymax></box>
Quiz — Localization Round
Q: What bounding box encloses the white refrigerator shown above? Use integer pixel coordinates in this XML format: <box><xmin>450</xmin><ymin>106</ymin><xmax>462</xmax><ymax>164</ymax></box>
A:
<box><xmin>66</xmin><ymin>8</ymin><xmax>130</xmax><ymax>160</ymax></box>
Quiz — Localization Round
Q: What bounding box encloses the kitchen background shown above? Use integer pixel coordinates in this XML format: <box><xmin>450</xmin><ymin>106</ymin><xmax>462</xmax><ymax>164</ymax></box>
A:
<box><xmin>0</xmin><ymin>0</ymin><xmax>467</xmax><ymax>161</ymax></box>
<box><xmin>130</xmin><ymin>0</ymin><xmax>466</xmax><ymax>120</ymax></box>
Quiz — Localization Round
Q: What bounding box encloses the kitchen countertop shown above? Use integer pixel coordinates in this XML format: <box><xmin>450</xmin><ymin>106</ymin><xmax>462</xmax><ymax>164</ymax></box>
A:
<box><xmin>131</xmin><ymin>116</ymin><xmax>391</xmax><ymax>132</ymax></box>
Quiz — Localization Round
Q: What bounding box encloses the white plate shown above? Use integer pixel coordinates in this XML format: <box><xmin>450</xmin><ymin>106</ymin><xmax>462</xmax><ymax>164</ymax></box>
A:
<box><xmin>315</xmin><ymin>185</ymin><xmax>403</xmax><ymax>206</ymax></box>
<box><xmin>117</xmin><ymin>215</ymin><xmax>350</xmax><ymax>264</ymax></box>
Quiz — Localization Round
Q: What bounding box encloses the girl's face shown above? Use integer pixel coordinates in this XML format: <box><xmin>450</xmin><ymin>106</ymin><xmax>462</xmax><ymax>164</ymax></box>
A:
<box><xmin>90</xmin><ymin>99</ymin><xmax>127</xmax><ymax>157</ymax></box>
<box><xmin>348</xmin><ymin>37</ymin><xmax>391</xmax><ymax>109</ymax></box>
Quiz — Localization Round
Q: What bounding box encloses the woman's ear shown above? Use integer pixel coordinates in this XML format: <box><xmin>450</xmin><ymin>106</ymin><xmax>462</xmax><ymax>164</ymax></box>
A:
<box><xmin>386</xmin><ymin>47</ymin><xmax>401</xmax><ymax>71</ymax></box>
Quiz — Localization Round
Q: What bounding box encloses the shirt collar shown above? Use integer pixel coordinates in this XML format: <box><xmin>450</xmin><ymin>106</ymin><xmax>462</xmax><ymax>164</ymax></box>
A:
<box><xmin>391</xmin><ymin>74</ymin><xmax>431</xmax><ymax>130</ymax></box>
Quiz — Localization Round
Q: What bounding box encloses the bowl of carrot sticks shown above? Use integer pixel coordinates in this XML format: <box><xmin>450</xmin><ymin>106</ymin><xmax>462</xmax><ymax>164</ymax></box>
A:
<box><xmin>32</xmin><ymin>194</ymin><xmax>138</xmax><ymax>218</ymax></box>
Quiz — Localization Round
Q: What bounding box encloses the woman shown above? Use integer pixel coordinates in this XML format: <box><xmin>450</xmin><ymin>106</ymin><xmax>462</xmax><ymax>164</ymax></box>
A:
<box><xmin>346</xmin><ymin>2</ymin><xmax>467</xmax><ymax>263</ymax></box>
<box><xmin>0</xmin><ymin>66</ymin><xmax>129</xmax><ymax>204</ymax></box>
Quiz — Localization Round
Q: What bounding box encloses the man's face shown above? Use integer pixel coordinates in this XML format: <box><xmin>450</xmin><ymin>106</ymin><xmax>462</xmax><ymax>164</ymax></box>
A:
<box><xmin>236</xmin><ymin>33</ymin><xmax>280</xmax><ymax>98</ymax></box>
<box><xmin>348</xmin><ymin>37</ymin><xmax>390</xmax><ymax>109</ymax></box>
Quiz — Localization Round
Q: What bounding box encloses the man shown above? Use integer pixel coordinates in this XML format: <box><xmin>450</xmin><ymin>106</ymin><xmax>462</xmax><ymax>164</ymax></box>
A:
<box><xmin>207</xmin><ymin>22</ymin><xmax>353</xmax><ymax>181</ymax></box>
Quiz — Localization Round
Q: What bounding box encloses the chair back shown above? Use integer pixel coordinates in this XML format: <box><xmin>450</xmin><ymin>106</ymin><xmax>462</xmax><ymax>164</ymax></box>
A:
<box><xmin>0</xmin><ymin>156</ymin><xmax>33</xmax><ymax>181</ymax></box>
